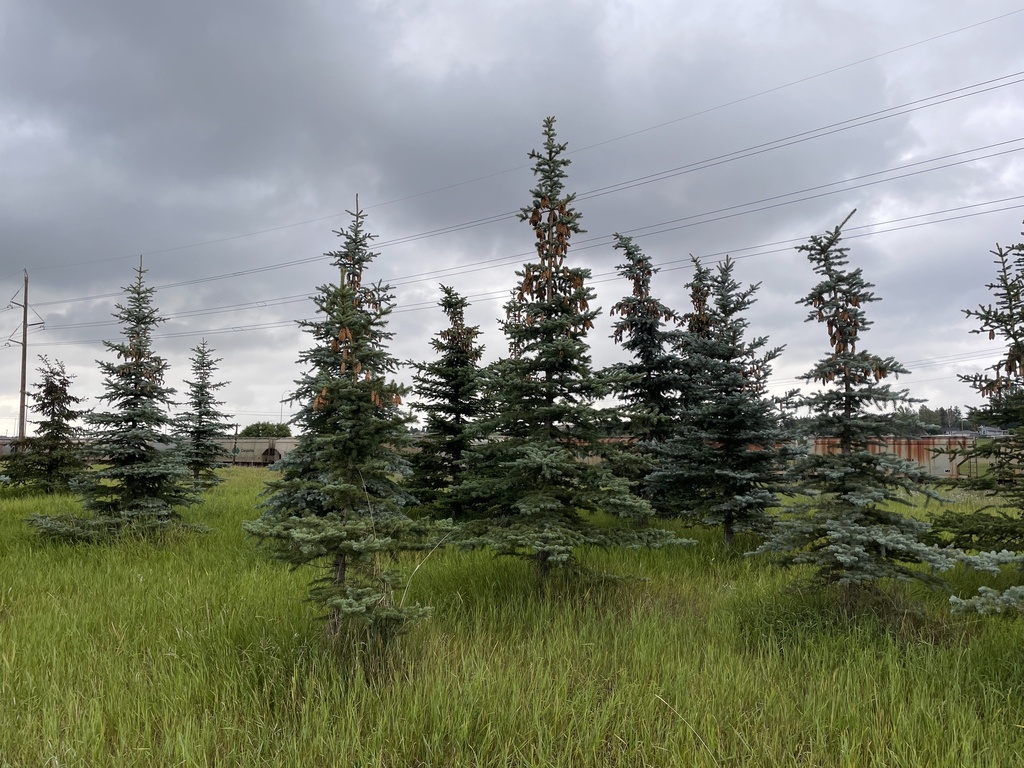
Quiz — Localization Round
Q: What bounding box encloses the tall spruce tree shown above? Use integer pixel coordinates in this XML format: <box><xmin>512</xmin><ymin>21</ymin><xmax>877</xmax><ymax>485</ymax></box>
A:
<box><xmin>28</xmin><ymin>263</ymin><xmax>197</xmax><ymax>542</ymax></box>
<box><xmin>646</xmin><ymin>257</ymin><xmax>716</xmax><ymax>518</ymax></box>
<box><xmin>457</xmin><ymin>117</ymin><xmax>686</xmax><ymax>575</ymax></box>
<box><xmin>409</xmin><ymin>285</ymin><xmax>484</xmax><ymax>518</ymax></box>
<box><xmin>174</xmin><ymin>339</ymin><xmax>232</xmax><ymax>490</ymax></box>
<box><xmin>755</xmin><ymin>213</ymin><xmax>953</xmax><ymax>591</ymax></box>
<box><xmin>606</xmin><ymin>235</ymin><xmax>684</xmax><ymax>502</ymax></box>
<box><xmin>647</xmin><ymin>256</ymin><xmax>793</xmax><ymax>545</ymax></box>
<box><xmin>930</xmin><ymin>236</ymin><xmax>1024</xmax><ymax>613</ymax></box>
<box><xmin>625</xmin><ymin>257</ymin><xmax>718</xmax><ymax>518</ymax></box>
<box><xmin>244</xmin><ymin>205</ymin><xmax>435</xmax><ymax>651</ymax></box>
<box><xmin>3</xmin><ymin>357</ymin><xmax>86</xmax><ymax>494</ymax></box>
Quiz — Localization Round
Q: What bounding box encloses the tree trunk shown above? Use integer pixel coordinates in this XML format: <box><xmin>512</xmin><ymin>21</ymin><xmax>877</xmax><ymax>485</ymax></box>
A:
<box><xmin>328</xmin><ymin>553</ymin><xmax>347</xmax><ymax>637</ymax></box>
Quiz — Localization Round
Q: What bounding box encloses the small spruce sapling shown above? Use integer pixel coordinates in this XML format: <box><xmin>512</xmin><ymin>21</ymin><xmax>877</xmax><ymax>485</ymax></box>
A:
<box><xmin>174</xmin><ymin>339</ymin><xmax>233</xmax><ymax>490</ymax></box>
<box><xmin>3</xmin><ymin>357</ymin><xmax>86</xmax><ymax>494</ymax></box>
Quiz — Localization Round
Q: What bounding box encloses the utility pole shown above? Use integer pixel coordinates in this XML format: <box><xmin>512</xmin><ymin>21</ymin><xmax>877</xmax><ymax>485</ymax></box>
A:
<box><xmin>18</xmin><ymin>270</ymin><xmax>28</xmax><ymax>441</ymax></box>
<box><xmin>10</xmin><ymin>270</ymin><xmax>44</xmax><ymax>444</ymax></box>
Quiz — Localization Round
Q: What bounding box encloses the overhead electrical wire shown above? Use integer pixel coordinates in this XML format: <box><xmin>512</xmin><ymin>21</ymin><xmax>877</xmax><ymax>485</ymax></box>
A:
<box><xmin>562</xmin><ymin>7</ymin><xmax>1024</xmax><ymax>155</ymax></box>
<box><xmin>339</xmin><ymin>69</ymin><xmax>1024</xmax><ymax>256</ymax></box>
<box><xmin>575</xmin><ymin>73</ymin><xmax>1024</xmax><ymax>203</ymax></box>
<box><xmin>8</xmin><ymin>10</ymin><xmax>1023</xmax><ymax>418</ymax></box>
<box><xmin>8</xmin><ymin>15</ymin><xmax>1024</xmax><ymax>386</ymax></box>
<box><xmin>18</xmin><ymin>6</ymin><xmax>1022</xmax><ymax>276</ymax></box>
<box><xmin>31</xmin><ymin>121</ymin><xmax>1024</xmax><ymax>311</ymax></box>
<box><xmin>33</xmin><ymin>198</ymin><xmax>1024</xmax><ymax>335</ymax></box>
<box><xmin>383</xmin><ymin>132</ymin><xmax>1024</xmax><ymax>284</ymax></box>
<box><xmin>27</xmin><ymin>198</ymin><xmax>1024</xmax><ymax>348</ymax></box>
<box><xmin>33</xmin><ymin>182</ymin><xmax>1024</xmax><ymax>333</ymax></box>
<box><xmin>355</xmin><ymin>7</ymin><xmax>1024</xmax><ymax>211</ymax></box>
<box><xmin>23</xmin><ymin>68</ymin><xmax>1024</xmax><ymax>289</ymax></box>
<box><xmin>608</xmin><ymin>143</ymin><xmax>1024</xmax><ymax>242</ymax></box>
<box><xmin>772</xmin><ymin>356</ymin><xmax>995</xmax><ymax>387</ymax></box>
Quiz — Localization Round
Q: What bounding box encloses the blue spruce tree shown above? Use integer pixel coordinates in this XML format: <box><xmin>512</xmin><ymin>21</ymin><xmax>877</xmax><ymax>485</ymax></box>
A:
<box><xmin>647</xmin><ymin>256</ymin><xmax>793</xmax><ymax>545</ymax></box>
<box><xmin>244</xmin><ymin>205</ymin><xmax>437</xmax><ymax>655</ymax></box>
<box><xmin>933</xmin><ymin>233</ymin><xmax>1024</xmax><ymax>613</ymax></box>
<box><xmin>174</xmin><ymin>339</ymin><xmax>232</xmax><ymax>491</ymax></box>
<box><xmin>457</xmin><ymin>117</ymin><xmax>687</xmax><ymax>577</ymax></box>
<box><xmin>606</xmin><ymin>235</ymin><xmax>685</xmax><ymax>508</ymax></box>
<box><xmin>756</xmin><ymin>212</ymin><xmax>953</xmax><ymax>593</ymax></box>
<box><xmin>4</xmin><ymin>357</ymin><xmax>86</xmax><ymax>495</ymax></box>
<box><xmin>409</xmin><ymin>285</ymin><xmax>484</xmax><ymax>519</ymax></box>
<box><xmin>28</xmin><ymin>262</ymin><xmax>198</xmax><ymax>541</ymax></box>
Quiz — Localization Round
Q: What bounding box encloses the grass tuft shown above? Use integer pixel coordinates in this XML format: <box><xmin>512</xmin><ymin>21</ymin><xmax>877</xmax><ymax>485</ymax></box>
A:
<box><xmin>1</xmin><ymin>471</ymin><xmax>1023</xmax><ymax>766</ymax></box>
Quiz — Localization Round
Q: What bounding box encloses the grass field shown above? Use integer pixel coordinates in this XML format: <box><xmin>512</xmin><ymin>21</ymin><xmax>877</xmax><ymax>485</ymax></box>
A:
<box><xmin>2</xmin><ymin>468</ymin><xmax>1024</xmax><ymax>767</ymax></box>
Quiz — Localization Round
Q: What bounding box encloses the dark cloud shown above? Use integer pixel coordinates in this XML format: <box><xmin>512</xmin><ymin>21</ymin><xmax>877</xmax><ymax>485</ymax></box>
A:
<box><xmin>3</xmin><ymin>0</ymin><xmax>1023</xmax><ymax>434</ymax></box>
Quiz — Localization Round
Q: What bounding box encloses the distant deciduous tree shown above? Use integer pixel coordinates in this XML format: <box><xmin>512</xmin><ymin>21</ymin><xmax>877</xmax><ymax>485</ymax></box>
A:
<box><xmin>914</xmin><ymin>405</ymin><xmax>965</xmax><ymax>434</ymax></box>
<box><xmin>239</xmin><ymin>421</ymin><xmax>291</xmax><ymax>438</ymax></box>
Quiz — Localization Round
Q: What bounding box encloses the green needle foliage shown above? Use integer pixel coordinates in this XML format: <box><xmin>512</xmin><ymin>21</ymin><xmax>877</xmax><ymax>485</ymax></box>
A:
<box><xmin>244</xmin><ymin>205</ymin><xmax>437</xmax><ymax>660</ymax></box>
<box><xmin>930</xmin><ymin>231</ymin><xmax>1024</xmax><ymax>613</ymax></box>
<box><xmin>27</xmin><ymin>263</ymin><xmax>198</xmax><ymax>542</ymax></box>
<box><xmin>458</xmin><ymin>117</ymin><xmax>688</xmax><ymax>577</ymax></box>
<box><xmin>647</xmin><ymin>256</ymin><xmax>793</xmax><ymax>545</ymax></box>
<box><xmin>643</xmin><ymin>258</ymin><xmax>716</xmax><ymax>519</ymax></box>
<box><xmin>409</xmin><ymin>285</ymin><xmax>484</xmax><ymax>519</ymax></box>
<box><xmin>606</xmin><ymin>234</ymin><xmax>684</xmax><ymax>503</ymax></box>
<box><xmin>756</xmin><ymin>212</ymin><xmax>953</xmax><ymax>593</ymax></box>
<box><xmin>934</xmin><ymin>238</ymin><xmax>1024</xmax><ymax>550</ymax></box>
<box><xmin>2</xmin><ymin>356</ymin><xmax>86</xmax><ymax>494</ymax></box>
<box><xmin>174</xmin><ymin>339</ymin><xmax>233</xmax><ymax>490</ymax></box>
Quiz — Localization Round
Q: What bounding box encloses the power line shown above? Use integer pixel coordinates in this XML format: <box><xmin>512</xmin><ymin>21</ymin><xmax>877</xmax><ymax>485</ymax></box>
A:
<box><xmin>225</xmin><ymin>6</ymin><xmax>1024</xmax><ymax>217</ymax></box>
<box><xmin>576</xmin><ymin>74</ymin><xmax>1024</xmax><ymax>203</ymax></box>
<box><xmin>22</xmin><ymin>60</ymin><xmax>1024</xmax><ymax>276</ymax></box>
<box><xmin>610</xmin><ymin>143</ymin><xmax>1024</xmax><ymax>243</ymax></box>
<box><xmin>24</xmin><ymin>199</ymin><xmax>1023</xmax><ymax>347</ymax></box>
<box><xmin>393</xmin><ymin>144</ymin><xmax>1024</xmax><ymax>282</ymax></box>
<box><xmin>43</xmin><ymin>293</ymin><xmax>312</xmax><ymax>332</ymax></box>
<box><xmin>33</xmin><ymin>179</ymin><xmax>1024</xmax><ymax>333</ymax></box>
<box><xmin>774</xmin><ymin>358</ymin><xmax>991</xmax><ymax>387</ymax></box>
<box><xmin>32</xmin><ymin>119</ymin><xmax>1024</xmax><ymax>311</ymax></box>
<box><xmin>27</xmin><ymin>197</ymin><xmax>1024</xmax><ymax>334</ymax></box>
<box><xmin>566</xmin><ymin>7</ymin><xmax>1024</xmax><ymax>155</ymax></box>
<box><xmin>592</xmin><ymin>196</ymin><xmax>1024</xmax><ymax>275</ymax></box>
<box><xmin>368</xmin><ymin>68</ymin><xmax>1024</xmax><ymax>254</ymax></box>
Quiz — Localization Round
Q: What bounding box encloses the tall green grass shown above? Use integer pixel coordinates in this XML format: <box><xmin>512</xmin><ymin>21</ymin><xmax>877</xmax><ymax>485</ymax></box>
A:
<box><xmin>1</xmin><ymin>469</ymin><xmax>1023</xmax><ymax>766</ymax></box>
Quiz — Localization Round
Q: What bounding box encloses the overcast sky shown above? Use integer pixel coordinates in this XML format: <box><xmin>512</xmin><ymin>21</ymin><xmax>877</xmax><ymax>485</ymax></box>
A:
<box><xmin>3</xmin><ymin>0</ymin><xmax>1024</xmax><ymax>435</ymax></box>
